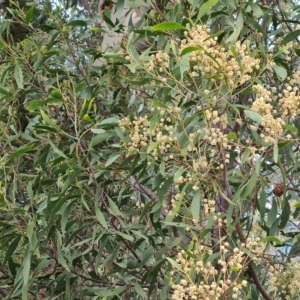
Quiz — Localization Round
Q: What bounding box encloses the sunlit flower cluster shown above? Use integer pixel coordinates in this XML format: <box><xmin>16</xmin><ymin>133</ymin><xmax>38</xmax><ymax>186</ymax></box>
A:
<box><xmin>278</xmin><ymin>86</ymin><xmax>300</xmax><ymax>118</ymax></box>
<box><xmin>203</xmin><ymin>127</ymin><xmax>230</xmax><ymax>149</ymax></box>
<box><xmin>180</xmin><ymin>25</ymin><xmax>259</xmax><ymax>87</ymax></box>
<box><xmin>203</xmin><ymin>198</ymin><xmax>216</xmax><ymax>214</ymax></box>
<box><xmin>278</xmin><ymin>73</ymin><xmax>300</xmax><ymax>117</ymax></box>
<box><xmin>118</xmin><ymin>109</ymin><xmax>176</xmax><ymax>158</ymax></box>
<box><xmin>146</xmin><ymin>50</ymin><xmax>170</xmax><ymax>72</ymax></box>
<box><xmin>118</xmin><ymin>116</ymin><xmax>150</xmax><ymax>149</ymax></box>
<box><xmin>251</xmin><ymin>84</ymin><xmax>285</xmax><ymax>143</ymax></box>
<box><xmin>170</xmin><ymin>242</ymin><xmax>253</xmax><ymax>300</ymax></box>
<box><xmin>266</xmin><ymin>258</ymin><xmax>300</xmax><ymax>299</ymax></box>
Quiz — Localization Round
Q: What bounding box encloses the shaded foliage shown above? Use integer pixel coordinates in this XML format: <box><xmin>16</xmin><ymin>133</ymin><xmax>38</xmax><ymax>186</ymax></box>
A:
<box><xmin>1</xmin><ymin>1</ymin><xmax>300</xmax><ymax>299</ymax></box>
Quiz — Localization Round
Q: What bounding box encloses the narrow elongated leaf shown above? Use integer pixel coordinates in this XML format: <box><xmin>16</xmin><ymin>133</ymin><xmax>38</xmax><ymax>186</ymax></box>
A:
<box><xmin>50</xmin><ymin>143</ymin><xmax>68</xmax><ymax>159</ymax></box>
<box><xmin>272</xmin><ymin>65</ymin><xmax>287</xmax><ymax>81</ymax></box>
<box><xmin>57</xmin><ymin>231</ymin><xmax>70</xmax><ymax>271</ymax></box>
<box><xmin>105</xmin><ymin>153</ymin><xmax>121</xmax><ymax>167</ymax></box>
<box><xmin>147</xmin><ymin>142</ymin><xmax>160</xmax><ymax>154</ymax></box>
<box><xmin>245</xmin><ymin>110</ymin><xmax>262</xmax><ymax>123</ymax></box>
<box><xmin>180</xmin><ymin>46</ymin><xmax>201</xmax><ymax>56</ymax></box>
<box><xmin>40</xmin><ymin>109</ymin><xmax>58</xmax><ymax>129</ymax></box>
<box><xmin>166</xmin><ymin>257</ymin><xmax>182</xmax><ymax>270</ymax></box>
<box><xmin>114</xmin><ymin>230</ymin><xmax>134</xmax><ymax>241</ymax></box>
<box><xmin>273</xmin><ymin>141</ymin><xmax>278</xmax><ymax>163</ymax></box>
<box><xmin>9</xmin><ymin>143</ymin><xmax>35</xmax><ymax>160</ymax></box>
<box><xmin>14</xmin><ymin>63</ymin><xmax>23</xmax><ymax>89</ymax></box>
<box><xmin>261</xmin><ymin>236</ymin><xmax>282</xmax><ymax>245</ymax></box>
<box><xmin>241</xmin><ymin>172</ymin><xmax>258</xmax><ymax>198</ymax></box>
<box><xmin>191</xmin><ymin>190</ymin><xmax>201</xmax><ymax>222</ymax></box>
<box><xmin>280</xmin><ymin>30</ymin><xmax>300</xmax><ymax>45</ymax></box>
<box><xmin>3</xmin><ymin>235</ymin><xmax>21</xmax><ymax>265</ymax></box>
<box><xmin>26</xmin><ymin>6</ymin><xmax>36</xmax><ymax>24</ymax></box>
<box><xmin>151</xmin><ymin>22</ymin><xmax>186</xmax><ymax>31</ymax></box>
<box><xmin>107</xmin><ymin>197</ymin><xmax>122</xmax><ymax>216</ymax></box>
<box><xmin>197</xmin><ymin>0</ymin><xmax>218</xmax><ymax>19</ymax></box>
<box><xmin>95</xmin><ymin>202</ymin><xmax>108</xmax><ymax>229</ymax></box>
<box><xmin>153</xmin><ymin>101</ymin><xmax>169</xmax><ymax>109</ymax></box>
<box><xmin>134</xmin><ymin>281</ymin><xmax>147</xmax><ymax>297</ymax></box>
<box><xmin>23</xmin><ymin>244</ymin><xmax>31</xmax><ymax>285</ymax></box>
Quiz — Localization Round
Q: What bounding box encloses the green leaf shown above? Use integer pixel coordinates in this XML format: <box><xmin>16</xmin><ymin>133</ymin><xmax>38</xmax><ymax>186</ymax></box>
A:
<box><xmin>83</xmin><ymin>114</ymin><xmax>94</xmax><ymax>123</ymax></box>
<box><xmin>151</xmin><ymin>22</ymin><xmax>186</xmax><ymax>31</ymax></box>
<box><xmin>147</xmin><ymin>142</ymin><xmax>160</xmax><ymax>154</ymax></box>
<box><xmin>95</xmin><ymin>202</ymin><xmax>108</xmax><ymax>229</ymax></box>
<box><xmin>0</xmin><ymin>87</ymin><xmax>10</xmax><ymax>96</ymax></box>
<box><xmin>180</xmin><ymin>46</ymin><xmax>202</xmax><ymax>56</ymax></box>
<box><xmin>272</xmin><ymin>65</ymin><xmax>287</xmax><ymax>81</ymax></box>
<box><xmin>50</xmin><ymin>195</ymin><xmax>75</xmax><ymax>223</ymax></box>
<box><xmin>105</xmin><ymin>153</ymin><xmax>121</xmax><ymax>167</ymax></box>
<box><xmin>107</xmin><ymin>197</ymin><xmax>122</xmax><ymax>216</ymax></box>
<box><xmin>61</xmin><ymin>199</ymin><xmax>77</xmax><ymax>233</ymax></box>
<box><xmin>245</xmin><ymin>110</ymin><xmax>262</xmax><ymax>123</ymax></box>
<box><xmin>9</xmin><ymin>143</ymin><xmax>35</xmax><ymax>160</ymax></box>
<box><xmin>26</xmin><ymin>6</ymin><xmax>36</xmax><ymax>24</ymax></box>
<box><xmin>260</xmin><ymin>236</ymin><xmax>282</xmax><ymax>245</ymax></box>
<box><xmin>94</xmin><ymin>287</ymin><xmax>125</xmax><ymax>297</ymax></box>
<box><xmin>33</xmin><ymin>55</ymin><xmax>48</xmax><ymax>70</ymax></box>
<box><xmin>99</xmin><ymin>117</ymin><xmax>119</xmax><ymax>126</ymax></box>
<box><xmin>14</xmin><ymin>63</ymin><xmax>23</xmax><ymax>89</ymax></box>
<box><xmin>278</xmin><ymin>140</ymin><xmax>292</xmax><ymax>149</ymax></box>
<box><xmin>50</xmin><ymin>143</ymin><xmax>68</xmax><ymax>159</ymax></box>
<box><xmin>165</xmin><ymin>257</ymin><xmax>182</xmax><ymax>270</ymax></box>
<box><xmin>267</xmin><ymin>201</ymin><xmax>278</xmax><ymax>228</ymax></box>
<box><xmin>241</xmin><ymin>172</ymin><xmax>258</xmax><ymax>198</ymax></box>
<box><xmin>280</xmin><ymin>30</ymin><xmax>300</xmax><ymax>45</ymax></box>
<box><xmin>50</xmin><ymin>90</ymin><xmax>64</xmax><ymax>101</ymax></box>
<box><xmin>90</xmin><ymin>26</ymin><xmax>106</xmax><ymax>33</ymax></box>
<box><xmin>249</xmin><ymin>3</ymin><xmax>263</xmax><ymax>18</ymax></box>
<box><xmin>134</xmin><ymin>281</ymin><xmax>147</xmax><ymax>297</ymax></box>
<box><xmin>158</xmin><ymin>177</ymin><xmax>173</xmax><ymax>203</ymax></box>
<box><xmin>40</xmin><ymin>109</ymin><xmax>58</xmax><ymax>130</ymax></box>
<box><xmin>227</xmin><ymin>132</ymin><xmax>237</xmax><ymax>140</ymax></box>
<box><xmin>280</xmin><ymin>199</ymin><xmax>290</xmax><ymax>229</ymax></box>
<box><xmin>273</xmin><ymin>140</ymin><xmax>278</xmax><ymax>163</ymax></box>
<box><xmin>91</xmin><ymin>128</ymin><xmax>105</xmax><ymax>134</ymax></box>
<box><xmin>3</xmin><ymin>235</ymin><xmax>21</xmax><ymax>265</ymax></box>
<box><xmin>114</xmin><ymin>230</ymin><xmax>134</xmax><ymax>241</ymax></box>
<box><xmin>197</xmin><ymin>0</ymin><xmax>218</xmax><ymax>19</ymax></box>
<box><xmin>282</xmin><ymin>125</ymin><xmax>298</xmax><ymax>133</ymax></box>
<box><xmin>153</xmin><ymin>101</ymin><xmax>169</xmax><ymax>109</ymax></box>
<box><xmin>191</xmin><ymin>190</ymin><xmax>201</xmax><ymax>222</ymax></box>
<box><xmin>57</xmin><ymin>231</ymin><xmax>70</xmax><ymax>271</ymax></box>
<box><xmin>180</xmin><ymin>53</ymin><xmax>190</xmax><ymax>78</ymax></box>
<box><xmin>23</xmin><ymin>243</ymin><xmax>31</xmax><ymax>285</ymax></box>
<box><xmin>247</xmin><ymin>19</ymin><xmax>266</xmax><ymax>36</ymax></box>
<box><xmin>67</xmin><ymin>20</ymin><xmax>87</xmax><ymax>26</ymax></box>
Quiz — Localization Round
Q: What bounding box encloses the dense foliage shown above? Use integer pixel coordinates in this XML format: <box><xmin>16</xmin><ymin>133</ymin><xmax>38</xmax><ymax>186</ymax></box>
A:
<box><xmin>1</xmin><ymin>0</ymin><xmax>300</xmax><ymax>299</ymax></box>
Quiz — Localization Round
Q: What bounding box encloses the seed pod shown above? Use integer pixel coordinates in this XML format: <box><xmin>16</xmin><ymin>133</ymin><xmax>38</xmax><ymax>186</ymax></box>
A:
<box><xmin>273</xmin><ymin>183</ymin><xmax>284</xmax><ymax>197</ymax></box>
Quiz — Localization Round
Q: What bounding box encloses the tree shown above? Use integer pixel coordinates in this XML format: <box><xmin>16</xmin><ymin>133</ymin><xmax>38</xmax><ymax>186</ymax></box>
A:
<box><xmin>1</xmin><ymin>0</ymin><xmax>300</xmax><ymax>299</ymax></box>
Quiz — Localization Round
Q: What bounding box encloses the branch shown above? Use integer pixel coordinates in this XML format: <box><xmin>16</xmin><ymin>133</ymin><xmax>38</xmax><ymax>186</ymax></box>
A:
<box><xmin>218</xmin><ymin>124</ymin><xmax>272</xmax><ymax>300</ymax></box>
<box><xmin>235</xmin><ymin>223</ymin><xmax>272</xmax><ymax>300</ymax></box>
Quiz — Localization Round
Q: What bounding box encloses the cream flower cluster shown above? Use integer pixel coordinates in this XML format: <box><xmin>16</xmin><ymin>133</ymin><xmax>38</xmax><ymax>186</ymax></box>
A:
<box><xmin>171</xmin><ymin>244</ymin><xmax>250</xmax><ymax>300</ymax></box>
<box><xmin>203</xmin><ymin>127</ymin><xmax>230</xmax><ymax>149</ymax></box>
<box><xmin>279</xmin><ymin>73</ymin><xmax>300</xmax><ymax>117</ymax></box>
<box><xmin>118</xmin><ymin>110</ymin><xmax>176</xmax><ymax>158</ymax></box>
<box><xmin>180</xmin><ymin>25</ymin><xmax>260</xmax><ymax>87</ymax></box>
<box><xmin>146</xmin><ymin>50</ymin><xmax>170</xmax><ymax>72</ymax></box>
<box><xmin>118</xmin><ymin>116</ymin><xmax>150</xmax><ymax>149</ymax></box>
<box><xmin>251</xmin><ymin>85</ymin><xmax>285</xmax><ymax>143</ymax></box>
<box><xmin>266</xmin><ymin>258</ymin><xmax>300</xmax><ymax>299</ymax></box>
<box><xmin>278</xmin><ymin>86</ymin><xmax>300</xmax><ymax>118</ymax></box>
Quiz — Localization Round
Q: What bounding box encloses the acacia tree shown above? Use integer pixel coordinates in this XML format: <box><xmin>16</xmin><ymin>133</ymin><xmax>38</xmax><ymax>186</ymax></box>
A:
<box><xmin>1</xmin><ymin>0</ymin><xmax>300</xmax><ymax>299</ymax></box>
